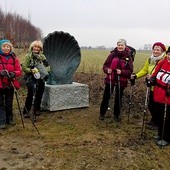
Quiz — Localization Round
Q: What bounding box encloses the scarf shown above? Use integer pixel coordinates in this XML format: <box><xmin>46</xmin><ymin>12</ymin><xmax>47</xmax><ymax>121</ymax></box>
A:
<box><xmin>150</xmin><ymin>52</ymin><xmax>165</xmax><ymax>65</ymax></box>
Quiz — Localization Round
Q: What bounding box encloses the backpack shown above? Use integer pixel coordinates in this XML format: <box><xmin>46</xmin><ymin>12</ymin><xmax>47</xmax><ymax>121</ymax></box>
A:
<box><xmin>127</xmin><ymin>46</ymin><xmax>136</xmax><ymax>62</ymax></box>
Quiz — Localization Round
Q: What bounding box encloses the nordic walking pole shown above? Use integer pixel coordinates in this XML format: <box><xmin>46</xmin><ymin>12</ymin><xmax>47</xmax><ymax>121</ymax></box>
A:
<box><xmin>128</xmin><ymin>78</ymin><xmax>135</xmax><ymax>122</ymax></box>
<box><xmin>14</xmin><ymin>87</ymin><xmax>25</xmax><ymax>128</ymax></box>
<box><xmin>14</xmin><ymin>87</ymin><xmax>40</xmax><ymax>136</ymax></box>
<box><xmin>108</xmin><ymin>74</ymin><xmax>112</xmax><ymax>111</ymax></box>
<box><xmin>141</xmin><ymin>83</ymin><xmax>150</xmax><ymax>139</ymax></box>
<box><xmin>159</xmin><ymin>81</ymin><xmax>170</xmax><ymax>148</ymax></box>
<box><xmin>6</xmin><ymin>71</ymin><xmax>40</xmax><ymax>136</ymax></box>
<box><xmin>4</xmin><ymin>71</ymin><xmax>25</xmax><ymax>128</ymax></box>
<box><xmin>160</xmin><ymin>100</ymin><xmax>167</xmax><ymax>148</ymax></box>
<box><xmin>117</xmin><ymin>74</ymin><xmax>121</xmax><ymax>120</ymax></box>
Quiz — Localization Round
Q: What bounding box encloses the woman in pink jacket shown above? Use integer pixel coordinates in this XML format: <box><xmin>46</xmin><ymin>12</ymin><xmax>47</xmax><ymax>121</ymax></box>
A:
<box><xmin>0</xmin><ymin>40</ymin><xmax>22</xmax><ymax>129</ymax></box>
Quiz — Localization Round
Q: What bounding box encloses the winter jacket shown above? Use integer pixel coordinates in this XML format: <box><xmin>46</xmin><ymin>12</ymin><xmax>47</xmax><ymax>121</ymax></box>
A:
<box><xmin>22</xmin><ymin>51</ymin><xmax>49</xmax><ymax>80</ymax></box>
<box><xmin>22</xmin><ymin>52</ymin><xmax>47</xmax><ymax>73</ymax></box>
<box><xmin>152</xmin><ymin>58</ymin><xmax>170</xmax><ymax>104</ymax></box>
<box><xmin>103</xmin><ymin>47</ymin><xmax>133</xmax><ymax>87</ymax></box>
<box><xmin>136</xmin><ymin>58</ymin><xmax>156</xmax><ymax>78</ymax></box>
<box><xmin>136</xmin><ymin>55</ymin><xmax>165</xmax><ymax>91</ymax></box>
<box><xmin>0</xmin><ymin>53</ymin><xmax>22</xmax><ymax>89</ymax></box>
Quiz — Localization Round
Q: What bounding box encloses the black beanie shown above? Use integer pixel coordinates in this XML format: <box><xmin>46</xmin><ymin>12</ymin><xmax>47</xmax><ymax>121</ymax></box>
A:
<box><xmin>166</xmin><ymin>46</ymin><xmax>170</xmax><ymax>54</ymax></box>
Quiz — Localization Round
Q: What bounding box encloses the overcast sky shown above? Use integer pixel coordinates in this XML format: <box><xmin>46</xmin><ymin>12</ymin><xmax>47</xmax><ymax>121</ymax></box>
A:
<box><xmin>1</xmin><ymin>0</ymin><xmax>170</xmax><ymax>49</ymax></box>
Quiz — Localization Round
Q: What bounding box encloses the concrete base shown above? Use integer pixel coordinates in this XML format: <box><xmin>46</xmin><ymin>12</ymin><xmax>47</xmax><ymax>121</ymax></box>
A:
<box><xmin>41</xmin><ymin>82</ymin><xmax>89</xmax><ymax>111</ymax></box>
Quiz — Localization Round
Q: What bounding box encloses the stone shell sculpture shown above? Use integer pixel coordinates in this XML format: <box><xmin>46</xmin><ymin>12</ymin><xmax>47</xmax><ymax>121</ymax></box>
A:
<box><xmin>43</xmin><ymin>31</ymin><xmax>81</xmax><ymax>85</ymax></box>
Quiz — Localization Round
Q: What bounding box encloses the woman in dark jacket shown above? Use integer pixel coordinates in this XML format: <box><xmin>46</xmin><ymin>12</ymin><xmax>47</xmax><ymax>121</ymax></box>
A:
<box><xmin>99</xmin><ymin>39</ymin><xmax>133</xmax><ymax>122</ymax></box>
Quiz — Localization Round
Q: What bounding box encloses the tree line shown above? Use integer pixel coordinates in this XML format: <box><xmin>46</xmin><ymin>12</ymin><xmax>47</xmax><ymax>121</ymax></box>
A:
<box><xmin>0</xmin><ymin>7</ymin><xmax>42</xmax><ymax>48</ymax></box>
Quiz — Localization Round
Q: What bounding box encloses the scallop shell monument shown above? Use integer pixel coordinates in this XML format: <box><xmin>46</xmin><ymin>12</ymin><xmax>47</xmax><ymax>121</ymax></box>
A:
<box><xmin>41</xmin><ymin>31</ymin><xmax>89</xmax><ymax>111</ymax></box>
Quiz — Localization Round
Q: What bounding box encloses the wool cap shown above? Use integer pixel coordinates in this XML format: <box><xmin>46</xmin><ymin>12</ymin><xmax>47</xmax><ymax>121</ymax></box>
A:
<box><xmin>166</xmin><ymin>46</ymin><xmax>170</xmax><ymax>54</ymax></box>
<box><xmin>2</xmin><ymin>42</ymin><xmax>13</xmax><ymax>51</ymax></box>
<box><xmin>152</xmin><ymin>42</ymin><xmax>166</xmax><ymax>52</ymax></box>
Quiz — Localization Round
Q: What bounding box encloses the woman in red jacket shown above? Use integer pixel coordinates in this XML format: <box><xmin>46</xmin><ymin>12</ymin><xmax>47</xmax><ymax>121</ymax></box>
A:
<box><xmin>99</xmin><ymin>39</ymin><xmax>133</xmax><ymax>122</ymax></box>
<box><xmin>0</xmin><ymin>40</ymin><xmax>22</xmax><ymax>129</ymax></box>
<box><xmin>151</xmin><ymin>46</ymin><xmax>170</xmax><ymax>146</ymax></box>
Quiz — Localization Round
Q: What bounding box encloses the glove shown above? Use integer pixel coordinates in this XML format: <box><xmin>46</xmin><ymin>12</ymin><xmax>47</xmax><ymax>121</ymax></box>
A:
<box><xmin>9</xmin><ymin>72</ymin><xmax>16</xmax><ymax>78</ymax></box>
<box><xmin>145</xmin><ymin>78</ymin><xmax>151</xmax><ymax>87</ymax></box>
<box><xmin>166</xmin><ymin>81</ymin><xmax>170</xmax><ymax>97</ymax></box>
<box><xmin>150</xmin><ymin>76</ymin><xmax>156</xmax><ymax>86</ymax></box>
<box><xmin>130</xmin><ymin>73</ymin><xmax>136</xmax><ymax>86</ymax></box>
<box><xmin>0</xmin><ymin>69</ymin><xmax>9</xmax><ymax>77</ymax></box>
<box><xmin>130</xmin><ymin>73</ymin><xmax>137</xmax><ymax>80</ymax></box>
<box><xmin>43</xmin><ymin>60</ymin><xmax>49</xmax><ymax>67</ymax></box>
<box><xmin>31</xmin><ymin>67</ymin><xmax>39</xmax><ymax>74</ymax></box>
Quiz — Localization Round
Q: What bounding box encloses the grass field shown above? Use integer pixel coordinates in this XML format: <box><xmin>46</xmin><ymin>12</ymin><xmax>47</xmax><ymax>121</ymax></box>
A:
<box><xmin>78</xmin><ymin>49</ymin><xmax>150</xmax><ymax>74</ymax></box>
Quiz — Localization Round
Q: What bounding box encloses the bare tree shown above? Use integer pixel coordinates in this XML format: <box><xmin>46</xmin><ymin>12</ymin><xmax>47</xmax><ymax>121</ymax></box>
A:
<box><xmin>0</xmin><ymin>7</ymin><xmax>43</xmax><ymax>48</ymax></box>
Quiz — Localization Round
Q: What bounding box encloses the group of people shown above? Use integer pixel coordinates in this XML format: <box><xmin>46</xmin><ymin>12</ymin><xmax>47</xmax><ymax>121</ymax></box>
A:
<box><xmin>0</xmin><ymin>39</ymin><xmax>49</xmax><ymax>129</ymax></box>
<box><xmin>0</xmin><ymin>37</ymin><xmax>170</xmax><ymax>147</ymax></box>
<box><xmin>99</xmin><ymin>39</ymin><xmax>170</xmax><ymax>147</ymax></box>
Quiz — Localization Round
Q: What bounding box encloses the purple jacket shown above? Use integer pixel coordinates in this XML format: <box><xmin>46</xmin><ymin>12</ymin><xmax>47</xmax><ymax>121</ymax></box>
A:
<box><xmin>103</xmin><ymin>47</ymin><xmax>133</xmax><ymax>87</ymax></box>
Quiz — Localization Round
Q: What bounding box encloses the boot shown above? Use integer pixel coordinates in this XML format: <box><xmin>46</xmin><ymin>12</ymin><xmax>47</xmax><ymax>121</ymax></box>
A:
<box><xmin>0</xmin><ymin>124</ymin><xmax>6</xmax><ymax>129</ymax></box>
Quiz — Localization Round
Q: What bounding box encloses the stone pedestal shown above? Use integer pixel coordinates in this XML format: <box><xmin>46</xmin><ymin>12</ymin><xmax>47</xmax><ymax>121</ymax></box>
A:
<box><xmin>41</xmin><ymin>82</ymin><xmax>89</xmax><ymax>111</ymax></box>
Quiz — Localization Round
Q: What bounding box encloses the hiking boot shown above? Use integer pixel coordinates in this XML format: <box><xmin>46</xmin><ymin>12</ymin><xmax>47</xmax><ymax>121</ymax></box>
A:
<box><xmin>147</xmin><ymin>124</ymin><xmax>158</xmax><ymax>130</ymax></box>
<box><xmin>146</xmin><ymin>120</ymin><xmax>153</xmax><ymax>126</ymax></box>
<box><xmin>156</xmin><ymin>140</ymin><xmax>169</xmax><ymax>147</ymax></box>
<box><xmin>99</xmin><ymin>115</ymin><xmax>105</xmax><ymax>121</ymax></box>
<box><xmin>114</xmin><ymin>116</ymin><xmax>121</xmax><ymax>122</ymax></box>
<box><xmin>36</xmin><ymin>111</ymin><xmax>41</xmax><ymax>116</ymax></box>
<box><xmin>7</xmin><ymin>120</ymin><xmax>16</xmax><ymax>126</ymax></box>
<box><xmin>153</xmin><ymin>134</ymin><xmax>160</xmax><ymax>140</ymax></box>
<box><xmin>23</xmin><ymin>113</ymin><xmax>30</xmax><ymax>118</ymax></box>
<box><xmin>0</xmin><ymin>124</ymin><xmax>6</xmax><ymax>129</ymax></box>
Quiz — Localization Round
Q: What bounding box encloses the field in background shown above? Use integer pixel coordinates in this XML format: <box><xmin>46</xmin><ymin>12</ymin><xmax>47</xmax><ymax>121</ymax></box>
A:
<box><xmin>78</xmin><ymin>49</ymin><xmax>151</xmax><ymax>74</ymax></box>
<box><xmin>15</xmin><ymin>48</ymin><xmax>151</xmax><ymax>74</ymax></box>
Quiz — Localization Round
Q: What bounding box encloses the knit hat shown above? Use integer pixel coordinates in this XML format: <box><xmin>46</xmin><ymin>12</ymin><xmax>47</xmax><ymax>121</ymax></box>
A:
<box><xmin>2</xmin><ymin>42</ymin><xmax>13</xmax><ymax>52</ymax></box>
<box><xmin>152</xmin><ymin>42</ymin><xmax>166</xmax><ymax>52</ymax></box>
<box><xmin>166</xmin><ymin>46</ymin><xmax>170</xmax><ymax>54</ymax></box>
<box><xmin>0</xmin><ymin>39</ymin><xmax>10</xmax><ymax>54</ymax></box>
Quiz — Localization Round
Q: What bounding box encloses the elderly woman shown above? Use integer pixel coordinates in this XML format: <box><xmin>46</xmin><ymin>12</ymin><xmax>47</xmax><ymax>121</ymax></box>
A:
<box><xmin>0</xmin><ymin>40</ymin><xmax>22</xmax><ymax>128</ymax></box>
<box><xmin>131</xmin><ymin>42</ymin><xmax>166</xmax><ymax>130</ymax></box>
<box><xmin>99</xmin><ymin>39</ymin><xmax>133</xmax><ymax>122</ymax></box>
<box><xmin>150</xmin><ymin>46</ymin><xmax>170</xmax><ymax>146</ymax></box>
<box><xmin>22</xmin><ymin>40</ymin><xmax>49</xmax><ymax>118</ymax></box>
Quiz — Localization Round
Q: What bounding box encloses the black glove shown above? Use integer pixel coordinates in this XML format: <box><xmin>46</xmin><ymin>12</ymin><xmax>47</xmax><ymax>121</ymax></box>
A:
<box><xmin>150</xmin><ymin>76</ymin><xmax>156</xmax><ymax>86</ymax></box>
<box><xmin>9</xmin><ymin>72</ymin><xmax>16</xmax><ymax>78</ymax></box>
<box><xmin>145</xmin><ymin>78</ymin><xmax>151</xmax><ymax>87</ymax></box>
<box><xmin>166</xmin><ymin>81</ymin><xmax>170</xmax><ymax>97</ymax></box>
<box><xmin>43</xmin><ymin>60</ymin><xmax>49</xmax><ymax>67</ymax></box>
<box><xmin>0</xmin><ymin>69</ymin><xmax>9</xmax><ymax>77</ymax></box>
<box><xmin>130</xmin><ymin>73</ymin><xmax>136</xmax><ymax>86</ymax></box>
